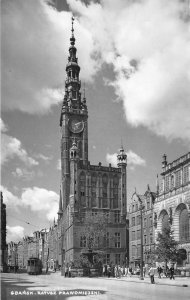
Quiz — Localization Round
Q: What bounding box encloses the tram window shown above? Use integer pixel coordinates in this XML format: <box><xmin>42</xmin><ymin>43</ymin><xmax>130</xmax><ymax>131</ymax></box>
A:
<box><xmin>31</xmin><ymin>260</ymin><xmax>35</xmax><ymax>266</ymax></box>
<box><xmin>28</xmin><ymin>261</ymin><xmax>30</xmax><ymax>266</ymax></box>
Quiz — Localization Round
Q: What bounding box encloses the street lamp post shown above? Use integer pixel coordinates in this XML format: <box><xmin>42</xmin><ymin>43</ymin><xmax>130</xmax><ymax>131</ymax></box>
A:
<box><xmin>138</xmin><ymin>197</ymin><xmax>144</xmax><ymax>280</ymax></box>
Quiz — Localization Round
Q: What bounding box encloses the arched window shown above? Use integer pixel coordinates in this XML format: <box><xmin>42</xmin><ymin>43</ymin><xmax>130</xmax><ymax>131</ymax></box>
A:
<box><xmin>91</xmin><ymin>173</ymin><xmax>97</xmax><ymax>208</ymax></box>
<box><xmin>162</xmin><ymin>213</ymin><xmax>170</xmax><ymax>232</ymax></box>
<box><xmin>179</xmin><ymin>208</ymin><xmax>189</xmax><ymax>241</ymax></box>
<box><xmin>113</xmin><ymin>175</ymin><xmax>119</xmax><ymax>209</ymax></box>
<box><xmin>80</xmin><ymin>172</ymin><xmax>86</xmax><ymax>207</ymax></box>
<box><xmin>102</xmin><ymin>174</ymin><xmax>108</xmax><ymax>208</ymax></box>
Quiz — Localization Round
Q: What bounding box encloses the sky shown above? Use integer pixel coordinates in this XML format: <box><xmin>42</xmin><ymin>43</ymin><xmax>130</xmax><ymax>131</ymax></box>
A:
<box><xmin>1</xmin><ymin>0</ymin><xmax>190</xmax><ymax>243</ymax></box>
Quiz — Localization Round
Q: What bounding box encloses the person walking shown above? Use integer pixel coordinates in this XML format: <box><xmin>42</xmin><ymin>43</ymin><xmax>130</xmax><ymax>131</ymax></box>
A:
<box><xmin>103</xmin><ymin>265</ymin><xmax>105</xmax><ymax>276</ymax></box>
<box><xmin>148</xmin><ymin>265</ymin><xmax>155</xmax><ymax>284</ymax></box>
<box><xmin>169</xmin><ymin>266</ymin><xmax>175</xmax><ymax>280</ymax></box>
<box><xmin>129</xmin><ymin>266</ymin><xmax>132</xmax><ymax>277</ymax></box>
<box><xmin>107</xmin><ymin>265</ymin><xmax>111</xmax><ymax>278</ymax></box>
<box><xmin>65</xmin><ymin>265</ymin><xmax>68</xmax><ymax>277</ymax></box>
<box><xmin>157</xmin><ymin>265</ymin><xmax>162</xmax><ymax>279</ymax></box>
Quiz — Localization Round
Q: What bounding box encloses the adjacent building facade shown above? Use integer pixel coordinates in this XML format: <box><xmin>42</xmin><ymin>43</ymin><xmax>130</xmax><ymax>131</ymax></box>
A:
<box><xmin>129</xmin><ymin>186</ymin><xmax>156</xmax><ymax>268</ymax></box>
<box><xmin>154</xmin><ymin>152</ymin><xmax>190</xmax><ymax>265</ymax></box>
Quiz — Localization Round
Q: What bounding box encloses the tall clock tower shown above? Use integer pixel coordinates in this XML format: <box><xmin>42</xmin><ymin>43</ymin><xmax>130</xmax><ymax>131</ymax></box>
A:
<box><xmin>60</xmin><ymin>18</ymin><xmax>88</xmax><ymax>211</ymax></box>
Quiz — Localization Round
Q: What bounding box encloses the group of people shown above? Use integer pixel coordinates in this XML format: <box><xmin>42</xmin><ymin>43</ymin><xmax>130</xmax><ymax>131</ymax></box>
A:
<box><xmin>148</xmin><ymin>264</ymin><xmax>175</xmax><ymax>284</ymax></box>
<box><xmin>102</xmin><ymin>264</ymin><xmax>175</xmax><ymax>284</ymax></box>
<box><xmin>102</xmin><ymin>265</ymin><xmax>137</xmax><ymax>278</ymax></box>
<box><xmin>157</xmin><ymin>265</ymin><xmax>175</xmax><ymax>280</ymax></box>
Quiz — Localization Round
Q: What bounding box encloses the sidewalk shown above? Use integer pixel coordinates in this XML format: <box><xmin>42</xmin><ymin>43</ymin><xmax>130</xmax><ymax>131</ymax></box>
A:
<box><xmin>48</xmin><ymin>271</ymin><xmax>189</xmax><ymax>287</ymax></box>
<box><xmin>106</xmin><ymin>274</ymin><xmax>190</xmax><ymax>287</ymax></box>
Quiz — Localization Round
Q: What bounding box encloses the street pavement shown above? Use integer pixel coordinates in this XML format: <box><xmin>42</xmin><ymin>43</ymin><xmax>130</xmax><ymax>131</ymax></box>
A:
<box><xmin>1</xmin><ymin>272</ymin><xmax>190</xmax><ymax>300</ymax></box>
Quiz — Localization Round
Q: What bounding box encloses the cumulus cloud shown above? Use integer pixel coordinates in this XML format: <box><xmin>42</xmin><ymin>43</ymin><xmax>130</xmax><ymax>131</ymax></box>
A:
<box><xmin>106</xmin><ymin>150</ymin><xmax>146</xmax><ymax>170</ymax></box>
<box><xmin>69</xmin><ymin>0</ymin><xmax>190</xmax><ymax>142</ymax></box>
<box><xmin>21</xmin><ymin>187</ymin><xmax>59</xmax><ymax>221</ymax></box>
<box><xmin>7</xmin><ymin>225</ymin><xmax>25</xmax><ymax>243</ymax></box>
<box><xmin>1</xmin><ymin>119</ymin><xmax>39</xmax><ymax>167</ymax></box>
<box><xmin>1</xmin><ymin>185</ymin><xmax>59</xmax><ymax>221</ymax></box>
<box><xmin>0</xmin><ymin>185</ymin><xmax>21</xmax><ymax>207</ymax></box>
<box><xmin>1</xmin><ymin>0</ymin><xmax>98</xmax><ymax>114</ymax></box>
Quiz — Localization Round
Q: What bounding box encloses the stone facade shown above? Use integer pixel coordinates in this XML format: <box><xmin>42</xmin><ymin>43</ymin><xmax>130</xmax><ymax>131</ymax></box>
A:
<box><xmin>57</xmin><ymin>20</ymin><xmax>127</xmax><ymax>267</ymax></box>
<box><xmin>154</xmin><ymin>152</ymin><xmax>190</xmax><ymax>265</ymax></box>
<box><xmin>129</xmin><ymin>186</ymin><xmax>156</xmax><ymax>267</ymax></box>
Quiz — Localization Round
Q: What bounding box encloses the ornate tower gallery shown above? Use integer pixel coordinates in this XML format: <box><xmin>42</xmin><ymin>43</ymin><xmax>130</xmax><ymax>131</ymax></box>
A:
<box><xmin>58</xmin><ymin>19</ymin><xmax>127</xmax><ymax>266</ymax></box>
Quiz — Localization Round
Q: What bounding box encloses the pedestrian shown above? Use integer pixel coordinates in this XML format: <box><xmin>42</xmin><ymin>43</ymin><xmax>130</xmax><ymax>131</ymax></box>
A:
<box><xmin>68</xmin><ymin>265</ymin><xmax>71</xmax><ymax>277</ymax></box>
<box><xmin>148</xmin><ymin>265</ymin><xmax>155</xmax><ymax>284</ymax></box>
<box><xmin>65</xmin><ymin>265</ymin><xmax>68</xmax><ymax>277</ymax></box>
<box><xmin>107</xmin><ymin>265</ymin><xmax>111</xmax><ymax>278</ymax></box>
<box><xmin>124</xmin><ymin>266</ymin><xmax>128</xmax><ymax>277</ymax></box>
<box><xmin>169</xmin><ymin>266</ymin><xmax>175</xmax><ymax>280</ymax></box>
<box><xmin>157</xmin><ymin>265</ymin><xmax>162</xmax><ymax>278</ymax></box>
<box><xmin>114</xmin><ymin>265</ymin><xmax>118</xmax><ymax>278</ymax></box>
<box><xmin>129</xmin><ymin>266</ymin><xmax>132</xmax><ymax>276</ymax></box>
<box><xmin>164</xmin><ymin>265</ymin><xmax>169</xmax><ymax>278</ymax></box>
<box><xmin>103</xmin><ymin>265</ymin><xmax>105</xmax><ymax>276</ymax></box>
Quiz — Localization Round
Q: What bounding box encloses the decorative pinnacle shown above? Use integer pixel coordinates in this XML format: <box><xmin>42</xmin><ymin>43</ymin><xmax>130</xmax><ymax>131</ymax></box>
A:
<box><xmin>71</xmin><ymin>16</ymin><xmax>74</xmax><ymax>37</ymax></box>
<box><xmin>70</xmin><ymin>16</ymin><xmax>75</xmax><ymax>46</ymax></box>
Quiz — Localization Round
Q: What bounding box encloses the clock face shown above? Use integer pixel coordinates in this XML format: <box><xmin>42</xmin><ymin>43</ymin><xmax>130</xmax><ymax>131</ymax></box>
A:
<box><xmin>69</xmin><ymin>119</ymin><xmax>84</xmax><ymax>133</ymax></box>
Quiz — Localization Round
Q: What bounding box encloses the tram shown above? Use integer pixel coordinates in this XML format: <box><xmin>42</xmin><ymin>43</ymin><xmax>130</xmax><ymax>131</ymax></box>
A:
<box><xmin>27</xmin><ymin>257</ymin><xmax>42</xmax><ymax>275</ymax></box>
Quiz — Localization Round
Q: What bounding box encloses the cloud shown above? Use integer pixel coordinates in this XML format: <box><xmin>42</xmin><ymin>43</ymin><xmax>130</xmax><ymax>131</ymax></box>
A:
<box><xmin>1</xmin><ymin>185</ymin><xmax>59</xmax><ymax>221</ymax></box>
<box><xmin>21</xmin><ymin>187</ymin><xmax>59</xmax><ymax>221</ymax></box>
<box><xmin>1</xmin><ymin>119</ymin><xmax>39</xmax><ymax>167</ymax></box>
<box><xmin>34</xmin><ymin>153</ymin><xmax>52</xmax><ymax>162</ymax></box>
<box><xmin>0</xmin><ymin>118</ymin><xmax>8</xmax><ymax>132</ymax></box>
<box><xmin>0</xmin><ymin>185</ymin><xmax>21</xmax><ymax>207</ymax></box>
<box><xmin>12</xmin><ymin>168</ymin><xmax>35</xmax><ymax>181</ymax></box>
<box><xmin>56</xmin><ymin>159</ymin><xmax>61</xmax><ymax>170</ymax></box>
<box><xmin>68</xmin><ymin>0</ymin><xmax>190</xmax><ymax>143</ymax></box>
<box><xmin>7</xmin><ymin>225</ymin><xmax>25</xmax><ymax>243</ymax></box>
<box><xmin>1</xmin><ymin>0</ymin><xmax>98</xmax><ymax>114</ymax></box>
<box><xmin>106</xmin><ymin>150</ymin><xmax>146</xmax><ymax>169</ymax></box>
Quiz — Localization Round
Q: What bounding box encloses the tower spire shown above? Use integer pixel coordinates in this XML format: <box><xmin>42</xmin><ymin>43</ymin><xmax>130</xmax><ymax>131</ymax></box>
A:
<box><xmin>70</xmin><ymin>16</ymin><xmax>75</xmax><ymax>46</ymax></box>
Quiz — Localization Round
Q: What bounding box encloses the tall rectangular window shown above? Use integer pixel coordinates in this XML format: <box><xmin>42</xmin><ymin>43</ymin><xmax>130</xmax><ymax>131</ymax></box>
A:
<box><xmin>137</xmin><ymin>215</ymin><xmax>140</xmax><ymax>225</ymax></box>
<box><xmin>184</xmin><ymin>165</ymin><xmax>189</xmax><ymax>185</ymax></box>
<box><xmin>144</xmin><ymin>218</ymin><xmax>147</xmax><ymax>228</ymax></box>
<box><xmin>165</xmin><ymin>175</ymin><xmax>170</xmax><ymax>192</ymax></box>
<box><xmin>132</xmin><ymin>217</ymin><xmax>135</xmax><ymax>226</ymax></box>
<box><xmin>106</xmin><ymin>254</ymin><xmax>110</xmax><ymax>264</ymax></box>
<box><xmin>147</xmin><ymin>201</ymin><xmax>150</xmax><ymax>210</ymax></box>
<box><xmin>132</xmin><ymin>245</ymin><xmax>136</xmax><ymax>256</ymax></box>
<box><xmin>144</xmin><ymin>235</ymin><xmax>147</xmax><ymax>244</ymax></box>
<box><xmin>137</xmin><ymin>230</ymin><xmax>140</xmax><ymax>239</ymax></box>
<box><xmin>132</xmin><ymin>231</ymin><xmax>136</xmax><ymax>241</ymax></box>
<box><xmin>176</xmin><ymin>170</ymin><xmax>181</xmax><ymax>188</ymax></box>
<box><xmin>115</xmin><ymin>254</ymin><xmax>120</xmax><ymax>265</ymax></box>
<box><xmin>114</xmin><ymin>212</ymin><xmax>120</xmax><ymax>223</ymax></box>
<box><xmin>150</xmin><ymin>233</ymin><xmax>153</xmax><ymax>244</ymax></box>
<box><xmin>137</xmin><ymin>245</ymin><xmax>141</xmax><ymax>257</ymax></box>
<box><xmin>115</xmin><ymin>232</ymin><xmax>121</xmax><ymax>248</ymax></box>
<box><xmin>149</xmin><ymin>216</ymin><xmax>153</xmax><ymax>227</ymax></box>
